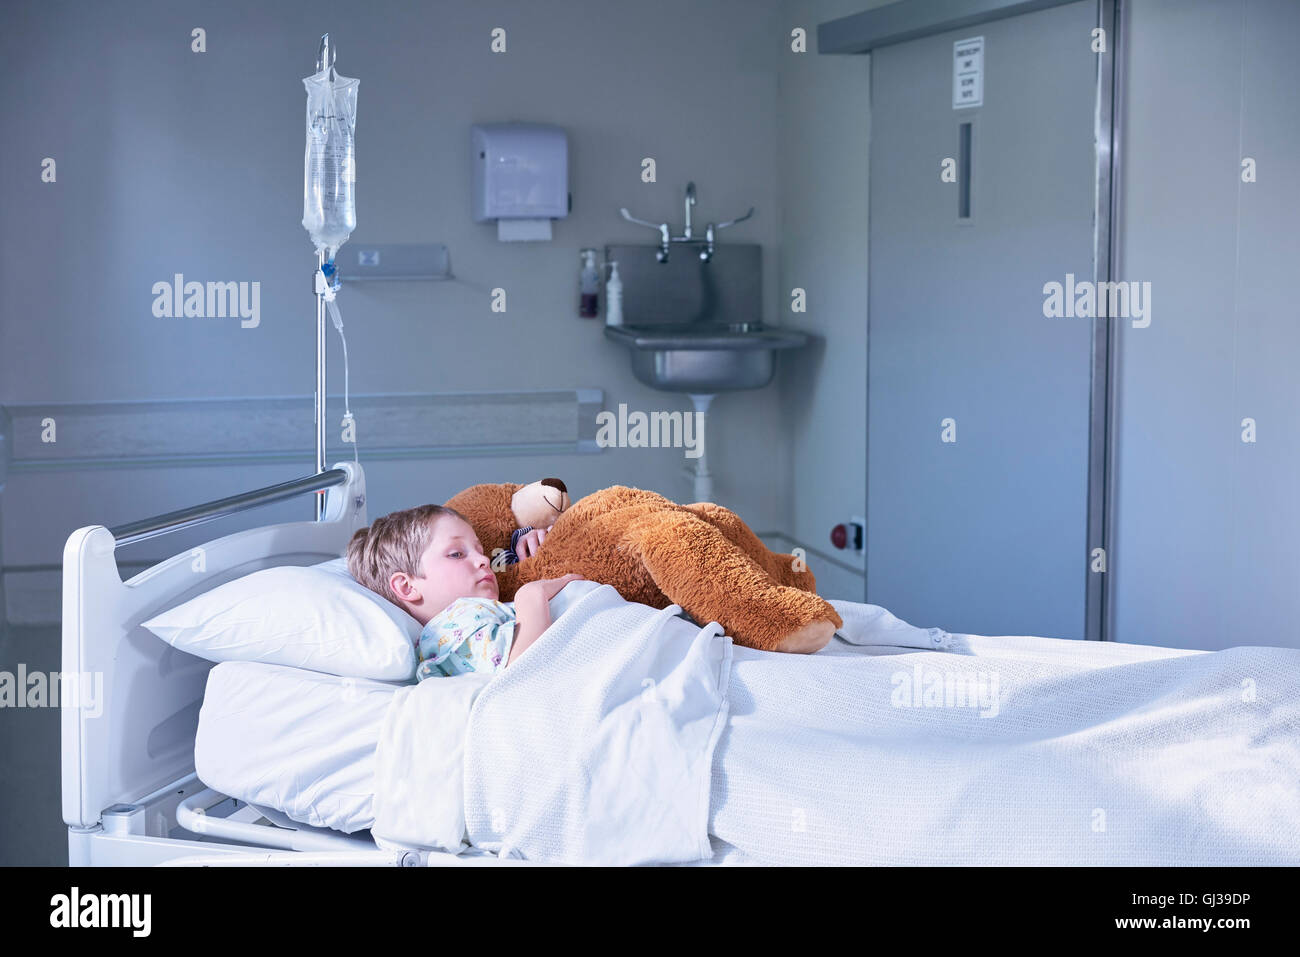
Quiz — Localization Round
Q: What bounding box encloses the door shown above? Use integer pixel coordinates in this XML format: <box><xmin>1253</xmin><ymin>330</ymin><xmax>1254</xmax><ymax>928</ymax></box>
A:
<box><xmin>867</xmin><ymin>0</ymin><xmax>1098</xmax><ymax>638</ymax></box>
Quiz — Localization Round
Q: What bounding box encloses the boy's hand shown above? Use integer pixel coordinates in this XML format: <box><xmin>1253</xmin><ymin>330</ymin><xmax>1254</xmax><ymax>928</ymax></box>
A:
<box><xmin>516</xmin><ymin>572</ymin><xmax>585</xmax><ymax>605</ymax></box>
<box><xmin>507</xmin><ymin>571</ymin><xmax>581</xmax><ymax>668</ymax></box>
<box><xmin>514</xmin><ymin>526</ymin><xmax>548</xmax><ymax>560</ymax></box>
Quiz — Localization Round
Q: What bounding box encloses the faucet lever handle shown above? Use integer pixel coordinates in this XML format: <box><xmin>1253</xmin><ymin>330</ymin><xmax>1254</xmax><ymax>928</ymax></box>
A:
<box><xmin>620</xmin><ymin>207</ymin><xmax>666</xmax><ymax>231</ymax></box>
<box><xmin>715</xmin><ymin>207</ymin><xmax>755</xmax><ymax>230</ymax></box>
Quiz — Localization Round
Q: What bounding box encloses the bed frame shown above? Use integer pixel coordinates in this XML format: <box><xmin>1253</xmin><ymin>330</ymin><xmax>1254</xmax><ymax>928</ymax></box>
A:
<box><xmin>61</xmin><ymin>461</ymin><xmax>535</xmax><ymax>866</ymax></box>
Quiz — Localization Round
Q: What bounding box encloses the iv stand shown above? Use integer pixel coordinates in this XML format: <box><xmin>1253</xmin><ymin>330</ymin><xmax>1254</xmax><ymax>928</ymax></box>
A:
<box><xmin>312</xmin><ymin>34</ymin><xmax>333</xmax><ymax>519</ymax></box>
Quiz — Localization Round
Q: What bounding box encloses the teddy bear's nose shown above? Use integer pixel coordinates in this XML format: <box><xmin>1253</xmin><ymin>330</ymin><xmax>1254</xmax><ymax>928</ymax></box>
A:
<box><xmin>540</xmin><ymin>478</ymin><xmax>567</xmax><ymax>496</ymax></box>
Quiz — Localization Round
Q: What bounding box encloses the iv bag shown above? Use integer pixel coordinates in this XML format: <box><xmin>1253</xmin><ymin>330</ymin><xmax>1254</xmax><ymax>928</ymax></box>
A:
<box><xmin>302</xmin><ymin>66</ymin><xmax>358</xmax><ymax>263</ymax></box>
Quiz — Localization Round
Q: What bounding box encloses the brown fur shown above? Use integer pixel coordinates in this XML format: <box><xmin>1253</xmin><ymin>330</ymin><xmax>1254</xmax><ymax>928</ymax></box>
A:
<box><xmin>444</xmin><ymin>480</ymin><xmax>842</xmax><ymax>653</ymax></box>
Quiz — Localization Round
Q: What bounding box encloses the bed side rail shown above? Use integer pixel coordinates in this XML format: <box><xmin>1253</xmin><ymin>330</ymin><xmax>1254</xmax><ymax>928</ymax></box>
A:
<box><xmin>110</xmin><ymin>467</ymin><xmax>352</xmax><ymax>546</ymax></box>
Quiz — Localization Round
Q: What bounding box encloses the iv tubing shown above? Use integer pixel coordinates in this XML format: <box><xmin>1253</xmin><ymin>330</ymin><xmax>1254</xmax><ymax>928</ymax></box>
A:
<box><xmin>315</xmin><ymin>250</ymin><xmax>327</xmax><ymax>518</ymax></box>
<box><xmin>322</xmin><ymin>278</ymin><xmax>359</xmax><ymax>465</ymax></box>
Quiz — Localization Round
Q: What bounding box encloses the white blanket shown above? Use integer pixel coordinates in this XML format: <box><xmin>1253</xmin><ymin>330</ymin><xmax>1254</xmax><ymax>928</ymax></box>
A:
<box><xmin>371</xmin><ymin>669</ymin><xmax>494</xmax><ymax>853</ymax></box>
<box><xmin>373</xmin><ymin>583</ymin><xmax>1300</xmax><ymax>865</ymax></box>
<box><xmin>372</xmin><ymin>580</ymin><xmax>733</xmax><ymax>864</ymax></box>
<box><xmin>710</xmin><ymin>625</ymin><xmax>1300</xmax><ymax>865</ymax></box>
<box><xmin>462</xmin><ymin>582</ymin><xmax>732</xmax><ymax>865</ymax></box>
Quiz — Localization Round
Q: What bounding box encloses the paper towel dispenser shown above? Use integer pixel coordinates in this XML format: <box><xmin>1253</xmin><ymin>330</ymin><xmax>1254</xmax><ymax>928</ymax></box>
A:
<box><xmin>471</xmin><ymin>122</ymin><xmax>569</xmax><ymax>241</ymax></box>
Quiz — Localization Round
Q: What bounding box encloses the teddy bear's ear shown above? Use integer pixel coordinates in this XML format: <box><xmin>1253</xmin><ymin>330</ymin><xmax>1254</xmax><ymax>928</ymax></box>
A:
<box><xmin>444</xmin><ymin>483</ymin><xmax>522</xmax><ymax>549</ymax></box>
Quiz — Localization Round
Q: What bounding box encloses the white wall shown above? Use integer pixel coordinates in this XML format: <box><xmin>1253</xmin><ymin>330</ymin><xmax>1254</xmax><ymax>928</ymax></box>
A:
<box><xmin>1110</xmin><ymin>0</ymin><xmax>1300</xmax><ymax>649</ymax></box>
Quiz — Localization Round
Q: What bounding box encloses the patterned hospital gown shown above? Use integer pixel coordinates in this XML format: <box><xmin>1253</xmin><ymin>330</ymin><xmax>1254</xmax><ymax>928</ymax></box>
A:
<box><xmin>417</xmin><ymin>596</ymin><xmax>518</xmax><ymax>680</ymax></box>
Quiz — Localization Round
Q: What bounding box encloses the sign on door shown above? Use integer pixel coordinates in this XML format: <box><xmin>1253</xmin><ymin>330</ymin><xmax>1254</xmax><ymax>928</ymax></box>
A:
<box><xmin>953</xmin><ymin>36</ymin><xmax>984</xmax><ymax>109</ymax></box>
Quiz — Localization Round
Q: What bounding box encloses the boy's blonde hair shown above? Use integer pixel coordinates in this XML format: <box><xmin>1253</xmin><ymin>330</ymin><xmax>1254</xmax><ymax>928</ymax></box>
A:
<box><xmin>346</xmin><ymin>504</ymin><xmax>470</xmax><ymax>606</ymax></box>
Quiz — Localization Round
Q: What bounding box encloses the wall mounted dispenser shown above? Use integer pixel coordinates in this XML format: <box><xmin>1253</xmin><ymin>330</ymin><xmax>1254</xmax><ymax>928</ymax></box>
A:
<box><xmin>471</xmin><ymin>122</ymin><xmax>570</xmax><ymax>242</ymax></box>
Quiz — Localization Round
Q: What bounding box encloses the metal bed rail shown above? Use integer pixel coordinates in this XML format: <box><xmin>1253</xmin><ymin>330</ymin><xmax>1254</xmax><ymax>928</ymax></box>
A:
<box><xmin>161</xmin><ymin>849</ymin><xmax>423</xmax><ymax>867</ymax></box>
<box><xmin>168</xmin><ymin>788</ymin><xmax>543</xmax><ymax>867</ymax></box>
<box><xmin>175</xmin><ymin>788</ymin><xmax>375</xmax><ymax>854</ymax></box>
<box><xmin>108</xmin><ymin>468</ymin><xmax>350</xmax><ymax>546</ymax></box>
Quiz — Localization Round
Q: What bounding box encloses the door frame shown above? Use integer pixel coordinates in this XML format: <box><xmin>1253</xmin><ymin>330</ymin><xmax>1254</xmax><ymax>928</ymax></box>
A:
<box><xmin>1087</xmin><ymin>0</ymin><xmax>1123</xmax><ymax>642</ymax></box>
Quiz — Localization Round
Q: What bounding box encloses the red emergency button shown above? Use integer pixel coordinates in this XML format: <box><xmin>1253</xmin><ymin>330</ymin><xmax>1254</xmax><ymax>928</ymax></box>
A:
<box><xmin>830</xmin><ymin>522</ymin><xmax>863</xmax><ymax>550</ymax></box>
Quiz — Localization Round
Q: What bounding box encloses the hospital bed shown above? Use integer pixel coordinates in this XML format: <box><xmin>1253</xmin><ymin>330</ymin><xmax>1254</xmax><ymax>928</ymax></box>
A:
<box><xmin>63</xmin><ymin>461</ymin><xmax>1300</xmax><ymax>866</ymax></box>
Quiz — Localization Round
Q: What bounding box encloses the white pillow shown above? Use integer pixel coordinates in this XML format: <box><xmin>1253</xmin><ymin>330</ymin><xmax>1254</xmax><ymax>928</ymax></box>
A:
<box><xmin>141</xmin><ymin>558</ymin><xmax>420</xmax><ymax>681</ymax></box>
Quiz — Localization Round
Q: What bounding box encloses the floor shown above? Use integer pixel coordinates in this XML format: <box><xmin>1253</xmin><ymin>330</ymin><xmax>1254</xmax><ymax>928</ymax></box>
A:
<box><xmin>0</xmin><ymin>621</ymin><xmax>67</xmax><ymax>865</ymax></box>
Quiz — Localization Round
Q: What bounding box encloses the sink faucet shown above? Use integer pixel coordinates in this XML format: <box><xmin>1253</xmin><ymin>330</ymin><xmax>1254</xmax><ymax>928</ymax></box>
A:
<box><xmin>620</xmin><ymin>182</ymin><xmax>753</xmax><ymax>264</ymax></box>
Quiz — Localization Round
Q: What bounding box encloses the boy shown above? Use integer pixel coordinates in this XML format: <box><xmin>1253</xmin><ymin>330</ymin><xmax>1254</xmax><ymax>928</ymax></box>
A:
<box><xmin>347</xmin><ymin>504</ymin><xmax>582</xmax><ymax>677</ymax></box>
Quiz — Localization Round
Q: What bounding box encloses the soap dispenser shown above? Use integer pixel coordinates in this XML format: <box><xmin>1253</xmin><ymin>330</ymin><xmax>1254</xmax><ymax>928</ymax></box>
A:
<box><xmin>579</xmin><ymin>249</ymin><xmax>599</xmax><ymax>318</ymax></box>
<box><xmin>604</xmin><ymin>260</ymin><xmax>623</xmax><ymax>327</ymax></box>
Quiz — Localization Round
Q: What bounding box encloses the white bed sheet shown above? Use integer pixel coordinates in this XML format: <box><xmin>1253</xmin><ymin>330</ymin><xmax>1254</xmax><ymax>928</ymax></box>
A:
<box><xmin>194</xmin><ymin>660</ymin><xmax>402</xmax><ymax>835</ymax></box>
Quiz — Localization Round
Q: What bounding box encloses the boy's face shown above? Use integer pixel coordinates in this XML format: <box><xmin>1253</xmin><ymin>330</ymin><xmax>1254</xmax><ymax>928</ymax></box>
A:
<box><xmin>392</xmin><ymin>514</ymin><xmax>499</xmax><ymax>623</ymax></box>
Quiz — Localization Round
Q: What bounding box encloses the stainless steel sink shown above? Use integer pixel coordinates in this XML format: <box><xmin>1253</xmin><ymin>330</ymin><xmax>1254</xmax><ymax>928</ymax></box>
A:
<box><xmin>604</xmin><ymin>321</ymin><xmax>809</xmax><ymax>392</ymax></box>
<box><xmin>600</xmin><ymin>243</ymin><xmax>811</xmax><ymax>392</ymax></box>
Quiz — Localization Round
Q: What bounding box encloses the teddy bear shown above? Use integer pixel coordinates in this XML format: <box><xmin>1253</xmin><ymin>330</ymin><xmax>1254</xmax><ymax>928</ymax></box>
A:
<box><xmin>444</xmin><ymin>477</ymin><xmax>843</xmax><ymax>654</ymax></box>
